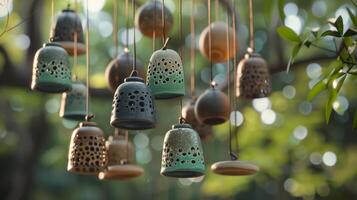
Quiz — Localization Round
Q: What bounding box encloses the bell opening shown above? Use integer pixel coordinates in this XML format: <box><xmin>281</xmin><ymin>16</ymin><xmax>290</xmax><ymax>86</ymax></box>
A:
<box><xmin>154</xmin><ymin>92</ymin><xmax>184</xmax><ymax>100</ymax></box>
<box><xmin>111</xmin><ymin>119</ymin><xmax>155</xmax><ymax>130</ymax></box>
<box><xmin>60</xmin><ymin>113</ymin><xmax>87</xmax><ymax>121</ymax></box>
<box><xmin>32</xmin><ymin>82</ymin><xmax>71</xmax><ymax>93</ymax></box>
<box><xmin>161</xmin><ymin>169</ymin><xmax>204</xmax><ymax>178</ymax></box>
<box><xmin>201</xmin><ymin>117</ymin><xmax>227</xmax><ymax>125</ymax></box>
<box><xmin>98</xmin><ymin>165</ymin><xmax>144</xmax><ymax>180</ymax></box>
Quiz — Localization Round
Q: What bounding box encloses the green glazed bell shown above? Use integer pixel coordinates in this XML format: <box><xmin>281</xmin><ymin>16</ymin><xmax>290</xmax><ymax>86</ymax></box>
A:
<box><xmin>51</xmin><ymin>9</ymin><xmax>85</xmax><ymax>55</ymax></box>
<box><xmin>59</xmin><ymin>82</ymin><xmax>87</xmax><ymax>121</ymax></box>
<box><xmin>146</xmin><ymin>48</ymin><xmax>185</xmax><ymax>99</ymax></box>
<box><xmin>161</xmin><ymin>123</ymin><xmax>205</xmax><ymax>178</ymax></box>
<box><xmin>31</xmin><ymin>42</ymin><xmax>72</xmax><ymax>93</ymax></box>
<box><xmin>111</xmin><ymin>71</ymin><xmax>156</xmax><ymax>130</ymax></box>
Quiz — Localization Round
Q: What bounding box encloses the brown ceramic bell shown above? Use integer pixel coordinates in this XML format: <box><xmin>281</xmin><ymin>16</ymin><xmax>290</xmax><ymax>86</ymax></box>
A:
<box><xmin>105</xmin><ymin>52</ymin><xmax>145</xmax><ymax>93</ymax></box>
<box><xmin>236</xmin><ymin>53</ymin><xmax>272</xmax><ymax>99</ymax></box>
<box><xmin>135</xmin><ymin>0</ymin><xmax>173</xmax><ymax>38</ymax></box>
<box><xmin>182</xmin><ymin>99</ymin><xmax>213</xmax><ymax>141</ymax></box>
<box><xmin>199</xmin><ymin>21</ymin><xmax>238</xmax><ymax>63</ymax></box>
<box><xmin>67</xmin><ymin>121</ymin><xmax>107</xmax><ymax>175</ymax></box>
<box><xmin>195</xmin><ymin>86</ymin><xmax>230</xmax><ymax>125</ymax></box>
<box><xmin>211</xmin><ymin>160</ymin><xmax>259</xmax><ymax>176</ymax></box>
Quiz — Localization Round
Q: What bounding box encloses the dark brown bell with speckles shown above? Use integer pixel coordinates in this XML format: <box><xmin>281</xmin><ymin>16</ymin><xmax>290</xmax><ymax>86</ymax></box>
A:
<box><xmin>236</xmin><ymin>53</ymin><xmax>272</xmax><ymax>99</ymax></box>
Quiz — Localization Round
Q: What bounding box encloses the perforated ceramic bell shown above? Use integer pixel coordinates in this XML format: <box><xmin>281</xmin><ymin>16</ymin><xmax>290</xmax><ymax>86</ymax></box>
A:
<box><xmin>135</xmin><ymin>0</ymin><xmax>173</xmax><ymax>38</ymax></box>
<box><xmin>67</xmin><ymin>121</ymin><xmax>107</xmax><ymax>175</ymax></box>
<box><xmin>51</xmin><ymin>9</ymin><xmax>85</xmax><ymax>55</ymax></box>
<box><xmin>195</xmin><ymin>87</ymin><xmax>230</xmax><ymax>125</ymax></box>
<box><xmin>111</xmin><ymin>71</ymin><xmax>156</xmax><ymax>130</ymax></box>
<box><xmin>199</xmin><ymin>21</ymin><xmax>238</xmax><ymax>63</ymax></box>
<box><xmin>236</xmin><ymin>53</ymin><xmax>272</xmax><ymax>99</ymax></box>
<box><xmin>59</xmin><ymin>82</ymin><xmax>86</xmax><ymax>120</ymax></box>
<box><xmin>211</xmin><ymin>160</ymin><xmax>259</xmax><ymax>176</ymax></box>
<box><xmin>98</xmin><ymin>134</ymin><xmax>144</xmax><ymax>180</ymax></box>
<box><xmin>161</xmin><ymin>123</ymin><xmax>205</xmax><ymax>178</ymax></box>
<box><xmin>31</xmin><ymin>42</ymin><xmax>72</xmax><ymax>93</ymax></box>
<box><xmin>182</xmin><ymin>100</ymin><xmax>213</xmax><ymax>141</ymax></box>
<box><xmin>105</xmin><ymin>52</ymin><xmax>145</xmax><ymax>92</ymax></box>
<box><xmin>146</xmin><ymin>48</ymin><xmax>185</xmax><ymax>99</ymax></box>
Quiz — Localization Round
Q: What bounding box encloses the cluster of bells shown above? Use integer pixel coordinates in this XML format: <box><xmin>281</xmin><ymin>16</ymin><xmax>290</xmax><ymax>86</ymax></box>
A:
<box><xmin>31</xmin><ymin>1</ymin><xmax>271</xmax><ymax>179</ymax></box>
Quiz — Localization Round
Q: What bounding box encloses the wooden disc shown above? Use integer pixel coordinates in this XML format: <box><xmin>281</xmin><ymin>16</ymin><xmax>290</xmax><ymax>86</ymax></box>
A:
<box><xmin>211</xmin><ymin>160</ymin><xmax>259</xmax><ymax>176</ymax></box>
<box><xmin>98</xmin><ymin>165</ymin><xmax>144</xmax><ymax>180</ymax></box>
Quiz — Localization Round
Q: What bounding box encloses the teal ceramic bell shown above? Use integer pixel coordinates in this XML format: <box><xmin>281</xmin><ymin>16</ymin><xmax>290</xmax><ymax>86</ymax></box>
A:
<box><xmin>59</xmin><ymin>82</ymin><xmax>87</xmax><ymax>121</ymax></box>
<box><xmin>146</xmin><ymin>48</ymin><xmax>185</xmax><ymax>99</ymax></box>
<box><xmin>31</xmin><ymin>42</ymin><xmax>72</xmax><ymax>93</ymax></box>
<box><xmin>161</xmin><ymin>123</ymin><xmax>205</xmax><ymax>178</ymax></box>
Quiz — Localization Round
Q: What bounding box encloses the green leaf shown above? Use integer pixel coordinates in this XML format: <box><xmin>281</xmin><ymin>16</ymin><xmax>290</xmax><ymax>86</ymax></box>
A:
<box><xmin>335</xmin><ymin>74</ymin><xmax>347</xmax><ymax>93</ymax></box>
<box><xmin>335</xmin><ymin>16</ymin><xmax>344</xmax><ymax>34</ymax></box>
<box><xmin>321</xmin><ymin>30</ymin><xmax>341</xmax><ymax>37</ymax></box>
<box><xmin>286</xmin><ymin>43</ymin><xmax>302</xmax><ymax>72</ymax></box>
<box><xmin>325</xmin><ymin>90</ymin><xmax>337</xmax><ymax>124</ymax></box>
<box><xmin>353</xmin><ymin>110</ymin><xmax>357</xmax><ymax>129</ymax></box>
<box><xmin>311</xmin><ymin>29</ymin><xmax>319</xmax><ymax>38</ymax></box>
<box><xmin>277</xmin><ymin>26</ymin><xmax>301</xmax><ymax>42</ymax></box>
<box><xmin>348</xmin><ymin>70</ymin><xmax>357</xmax><ymax>75</ymax></box>
<box><xmin>278</xmin><ymin>0</ymin><xmax>286</xmax><ymax>22</ymax></box>
<box><xmin>346</xmin><ymin>7</ymin><xmax>357</xmax><ymax>27</ymax></box>
<box><xmin>344</xmin><ymin>28</ymin><xmax>357</xmax><ymax>37</ymax></box>
<box><xmin>307</xmin><ymin>79</ymin><xmax>327</xmax><ymax>101</ymax></box>
<box><xmin>304</xmin><ymin>40</ymin><xmax>312</xmax><ymax>48</ymax></box>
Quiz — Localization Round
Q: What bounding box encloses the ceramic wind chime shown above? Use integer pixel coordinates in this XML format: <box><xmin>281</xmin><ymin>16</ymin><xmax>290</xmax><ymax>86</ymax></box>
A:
<box><xmin>99</xmin><ymin>130</ymin><xmax>143</xmax><ymax>180</ymax></box>
<box><xmin>236</xmin><ymin>0</ymin><xmax>271</xmax><ymax>99</ymax></box>
<box><xmin>59</xmin><ymin>81</ymin><xmax>87</xmax><ymax>121</ymax></box>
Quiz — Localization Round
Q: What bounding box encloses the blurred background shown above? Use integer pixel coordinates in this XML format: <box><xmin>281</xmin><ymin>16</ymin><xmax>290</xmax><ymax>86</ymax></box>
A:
<box><xmin>1</xmin><ymin>0</ymin><xmax>357</xmax><ymax>199</ymax></box>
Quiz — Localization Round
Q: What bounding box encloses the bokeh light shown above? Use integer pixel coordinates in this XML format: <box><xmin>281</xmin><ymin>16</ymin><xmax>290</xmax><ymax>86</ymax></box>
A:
<box><xmin>322</xmin><ymin>151</ymin><xmax>337</xmax><ymax>167</ymax></box>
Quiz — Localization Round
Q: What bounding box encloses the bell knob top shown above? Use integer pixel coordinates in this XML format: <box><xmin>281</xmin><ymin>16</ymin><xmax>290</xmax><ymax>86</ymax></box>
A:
<box><xmin>172</xmin><ymin>123</ymin><xmax>192</xmax><ymax>129</ymax></box>
<box><xmin>124</xmin><ymin>71</ymin><xmax>145</xmax><ymax>83</ymax></box>
<box><xmin>61</xmin><ymin>8</ymin><xmax>75</xmax><ymax>13</ymax></box>
<box><xmin>43</xmin><ymin>42</ymin><xmax>62</xmax><ymax>48</ymax></box>
<box><xmin>79</xmin><ymin>121</ymin><xmax>98</xmax><ymax>127</ymax></box>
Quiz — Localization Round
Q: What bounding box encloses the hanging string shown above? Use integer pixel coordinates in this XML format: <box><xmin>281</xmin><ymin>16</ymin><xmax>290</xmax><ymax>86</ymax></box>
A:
<box><xmin>50</xmin><ymin>0</ymin><xmax>54</xmax><ymax>40</ymax></box>
<box><xmin>132</xmin><ymin>0</ymin><xmax>137</xmax><ymax>71</ymax></box>
<box><xmin>208</xmin><ymin>0</ymin><xmax>214</xmax><ymax>86</ymax></box>
<box><xmin>113</xmin><ymin>0</ymin><xmax>119</xmax><ymax>56</ymax></box>
<box><xmin>232</xmin><ymin>0</ymin><xmax>239</xmax><ymax>158</ymax></box>
<box><xmin>179</xmin><ymin>0</ymin><xmax>184</xmax><ymax>122</ymax></box>
<box><xmin>73</xmin><ymin>0</ymin><xmax>78</xmax><ymax>80</ymax></box>
<box><xmin>85</xmin><ymin>0</ymin><xmax>91</xmax><ymax>119</ymax></box>
<box><xmin>248</xmin><ymin>0</ymin><xmax>254</xmax><ymax>53</ymax></box>
<box><xmin>190</xmin><ymin>0</ymin><xmax>196</xmax><ymax>98</ymax></box>
<box><xmin>153</xmin><ymin>0</ymin><xmax>157</xmax><ymax>52</ymax></box>
<box><xmin>125</xmin><ymin>0</ymin><xmax>129</xmax><ymax>50</ymax></box>
<box><xmin>125</xmin><ymin>130</ymin><xmax>129</xmax><ymax>164</ymax></box>
<box><xmin>161</xmin><ymin>0</ymin><xmax>166</xmax><ymax>45</ymax></box>
<box><xmin>215</xmin><ymin>0</ymin><xmax>219</xmax><ymax>21</ymax></box>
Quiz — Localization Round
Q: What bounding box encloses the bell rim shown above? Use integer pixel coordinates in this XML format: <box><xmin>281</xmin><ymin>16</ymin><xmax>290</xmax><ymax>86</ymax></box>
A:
<box><xmin>211</xmin><ymin>160</ymin><xmax>259</xmax><ymax>176</ymax></box>
<box><xmin>152</xmin><ymin>91</ymin><xmax>185</xmax><ymax>100</ymax></box>
<box><xmin>160</xmin><ymin>168</ymin><xmax>205</xmax><ymax>178</ymax></box>
<box><xmin>67</xmin><ymin>165</ymin><xmax>101</xmax><ymax>176</ymax></box>
<box><xmin>60</xmin><ymin>113</ymin><xmax>87</xmax><ymax>121</ymax></box>
<box><xmin>55</xmin><ymin>41</ymin><xmax>86</xmax><ymax>56</ymax></box>
<box><xmin>98</xmin><ymin>164</ymin><xmax>144</xmax><ymax>180</ymax></box>
<box><xmin>198</xmin><ymin>116</ymin><xmax>228</xmax><ymax>125</ymax></box>
<box><xmin>31</xmin><ymin>81</ymin><xmax>72</xmax><ymax>93</ymax></box>
<box><xmin>110</xmin><ymin>118</ymin><xmax>156</xmax><ymax>130</ymax></box>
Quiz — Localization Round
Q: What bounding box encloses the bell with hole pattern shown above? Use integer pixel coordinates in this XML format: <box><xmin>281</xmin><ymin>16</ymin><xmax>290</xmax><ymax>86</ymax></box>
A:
<box><xmin>67</xmin><ymin>121</ymin><xmax>107</xmax><ymax>175</ymax></box>
<box><xmin>99</xmin><ymin>134</ymin><xmax>144</xmax><ymax>180</ymax></box>
<box><xmin>135</xmin><ymin>0</ymin><xmax>173</xmax><ymax>38</ymax></box>
<box><xmin>59</xmin><ymin>82</ymin><xmax>87</xmax><ymax>121</ymax></box>
<box><xmin>236</xmin><ymin>53</ymin><xmax>272</xmax><ymax>99</ymax></box>
<box><xmin>161</xmin><ymin>123</ymin><xmax>205</xmax><ymax>178</ymax></box>
<box><xmin>195</xmin><ymin>86</ymin><xmax>230</xmax><ymax>125</ymax></box>
<box><xmin>146</xmin><ymin>48</ymin><xmax>185</xmax><ymax>99</ymax></box>
<box><xmin>105</xmin><ymin>52</ymin><xmax>145</xmax><ymax>93</ymax></box>
<box><xmin>31</xmin><ymin>42</ymin><xmax>72</xmax><ymax>93</ymax></box>
<box><xmin>111</xmin><ymin>71</ymin><xmax>156</xmax><ymax>130</ymax></box>
<box><xmin>51</xmin><ymin>8</ymin><xmax>85</xmax><ymax>55</ymax></box>
<box><xmin>199</xmin><ymin>21</ymin><xmax>238</xmax><ymax>63</ymax></box>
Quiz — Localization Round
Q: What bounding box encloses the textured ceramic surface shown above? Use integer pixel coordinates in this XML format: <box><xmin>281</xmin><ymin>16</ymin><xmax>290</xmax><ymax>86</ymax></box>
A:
<box><xmin>31</xmin><ymin>43</ymin><xmax>72</xmax><ymax>93</ymax></box>
<box><xmin>106</xmin><ymin>135</ymin><xmax>135</xmax><ymax>165</ymax></box>
<box><xmin>195</xmin><ymin>87</ymin><xmax>230</xmax><ymax>125</ymax></box>
<box><xmin>161</xmin><ymin>124</ymin><xmax>205</xmax><ymax>178</ymax></box>
<box><xmin>98</xmin><ymin>165</ymin><xmax>144</xmax><ymax>180</ymax></box>
<box><xmin>146</xmin><ymin>49</ymin><xmax>185</xmax><ymax>99</ymax></box>
<box><xmin>111</xmin><ymin>76</ymin><xmax>156</xmax><ymax>130</ymax></box>
<box><xmin>67</xmin><ymin>122</ymin><xmax>107</xmax><ymax>175</ymax></box>
<box><xmin>135</xmin><ymin>0</ymin><xmax>173</xmax><ymax>38</ymax></box>
<box><xmin>105</xmin><ymin>52</ymin><xmax>145</xmax><ymax>92</ymax></box>
<box><xmin>211</xmin><ymin>160</ymin><xmax>259</xmax><ymax>176</ymax></box>
<box><xmin>199</xmin><ymin>21</ymin><xmax>238</xmax><ymax>63</ymax></box>
<box><xmin>237</xmin><ymin>53</ymin><xmax>272</xmax><ymax>99</ymax></box>
<box><xmin>59</xmin><ymin>82</ymin><xmax>86</xmax><ymax>121</ymax></box>
<box><xmin>52</xmin><ymin>9</ymin><xmax>85</xmax><ymax>55</ymax></box>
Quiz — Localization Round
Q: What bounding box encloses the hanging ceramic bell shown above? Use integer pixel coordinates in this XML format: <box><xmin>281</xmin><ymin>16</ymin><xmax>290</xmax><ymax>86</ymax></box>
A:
<box><xmin>67</xmin><ymin>121</ymin><xmax>107</xmax><ymax>175</ymax></box>
<box><xmin>182</xmin><ymin>100</ymin><xmax>213</xmax><ymax>141</ymax></box>
<box><xmin>211</xmin><ymin>160</ymin><xmax>259</xmax><ymax>176</ymax></box>
<box><xmin>135</xmin><ymin>0</ymin><xmax>173</xmax><ymax>38</ymax></box>
<box><xmin>59</xmin><ymin>82</ymin><xmax>87</xmax><ymax>121</ymax></box>
<box><xmin>161</xmin><ymin>123</ymin><xmax>205</xmax><ymax>178</ymax></box>
<box><xmin>111</xmin><ymin>71</ymin><xmax>156</xmax><ymax>130</ymax></box>
<box><xmin>51</xmin><ymin>9</ymin><xmax>85</xmax><ymax>55</ymax></box>
<box><xmin>195</xmin><ymin>86</ymin><xmax>230</xmax><ymax>125</ymax></box>
<box><xmin>31</xmin><ymin>42</ymin><xmax>72</xmax><ymax>93</ymax></box>
<box><xmin>146</xmin><ymin>48</ymin><xmax>185</xmax><ymax>99</ymax></box>
<box><xmin>236</xmin><ymin>53</ymin><xmax>272</xmax><ymax>99</ymax></box>
<box><xmin>98</xmin><ymin>134</ymin><xmax>144</xmax><ymax>180</ymax></box>
<box><xmin>105</xmin><ymin>52</ymin><xmax>145</xmax><ymax>93</ymax></box>
<box><xmin>199</xmin><ymin>21</ymin><xmax>238</xmax><ymax>63</ymax></box>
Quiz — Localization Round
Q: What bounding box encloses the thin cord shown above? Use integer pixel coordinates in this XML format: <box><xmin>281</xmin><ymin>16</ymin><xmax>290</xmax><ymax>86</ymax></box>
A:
<box><xmin>125</xmin><ymin>130</ymin><xmax>129</xmax><ymax>163</ymax></box>
<box><xmin>85</xmin><ymin>0</ymin><xmax>90</xmax><ymax>118</ymax></box>
<box><xmin>50</xmin><ymin>0</ymin><xmax>54</xmax><ymax>40</ymax></box>
<box><xmin>208</xmin><ymin>0</ymin><xmax>213</xmax><ymax>85</ymax></box>
<box><xmin>162</xmin><ymin>0</ymin><xmax>166</xmax><ymax>45</ymax></box>
<box><xmin>125</xmin><ymin>0</ymin><xmax>129</xmax><ymax>49</ymax></box>
<box><xmin>190</xmin><ymin>0</ymin><xmax>196</xmax><ymax>98</ymax></box>
<box><xmin>226</xmin><ymin>11</ymin><xmax>233</xmax><ymax>160</ymax></box>
<box><xmin>215</xmin><ymin>0</ymin><xmax>219</xmax><ymax>21</ymax></box>
<box><xmin>232</xmin><ymin>0</ymin><xmax>239</xmax><ymax>158</ymax></box>
<box><xmin>132</xmin><ymin>0</ymin><xmax>137</xmax><ymax>71</ymax></box>
<box><xmin>113</xmin><ymin>0</ymin><xmax>119</xmax><ymax>56</ymax></box>
<box><xmin>248</xmin><ymin>0</ymin><xmax>254</xmax><ymax>52</ymax></box>
<box><xmin>153</xmin><ymin>0</ymin><xmax>157</xmax><ymax>52</ymax></box>
<box><xmin>179</xmin><ymin>0</ymin><xmax>182</xmax><ymax>57</ymax></box>
<box><xmin>73</xmin><ymin>0</ymin><xmax>78</xmax><ymax>79</ymax></box>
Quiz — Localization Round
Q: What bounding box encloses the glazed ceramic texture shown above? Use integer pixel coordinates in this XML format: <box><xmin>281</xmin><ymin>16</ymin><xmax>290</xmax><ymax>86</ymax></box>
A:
<box><xmin>59</xmin><ymin>82</ymin><xmax>87</xmax><ymax>121</ymax></box>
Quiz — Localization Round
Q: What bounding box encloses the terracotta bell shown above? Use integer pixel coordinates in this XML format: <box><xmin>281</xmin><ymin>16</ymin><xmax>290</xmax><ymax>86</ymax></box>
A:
<box><xmin>211</xmin><ymin>160</ymin><xmax>259</xmax><ymax>176</ymax></box>
<box><xmin>111</xmin><ymin>71</ymin><xmax>156</xmax><ymax>130</ymax></box>
<box><xmin>161</xmin><ymin>123</ymin><xmax>205</xmax><ymax>178</ymax></box>
<box><xmin>59</xmin><ymin>82</ymin><xmax>87</xmax><ymax>121</ymax></box>
<box><xmin>51</xmin><ymin>9</ymin><xmax>85</xmax><ymax>55</ymax></box>
<box><xmin>236</xmin><ymin>53</ymin><xmax>272</xmax><ymax>99</ymax></box>
<box><xmin>135</xmin><ymin>0</ymin><xmax>173</xmax><ymax>38</ymax></box>
<box><xmin>199</xmin><ymin>21</ymin><xmax>238</xmax><ymax>63</ymax></box>
<box><xmin>105</xmin><ymin>52</ymin><xmax>145</xmax><ymax>93</ymax></box>
<box><xmin>146</xmin><ymin>48</ymin><xmax>185</xmax><ymax>99</ymax></box>
<box><xmin>182</xmin><ymin>100</ymin><xmax>213</xmax><ymax>141</ymax></box>
<box><xmin>67</xmin><ymin>121</ymin><xmax>107</xmax><ymax>175</ymax></box>
<box><xmin>31</xmin><ymin>42</ymin><xmax>72</xmax><ymax>93</ymax></box>
<box><xmin>195</xmin><ymin>87</ymin><xmax>230</xmax><ymax>125</ymax></box>
<box><xmin>98</xmin><ymin>134</ymin><xmax>144</xmax><ymax>180</ymax></box>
